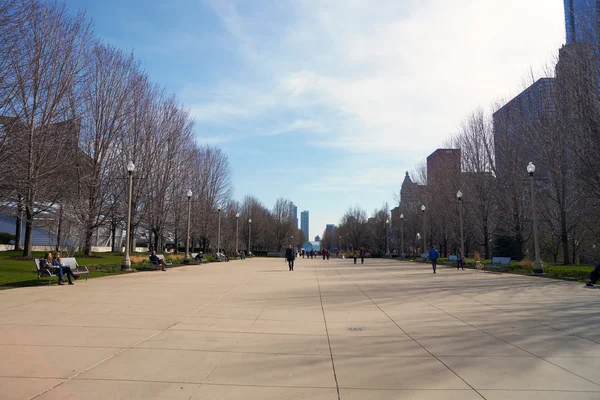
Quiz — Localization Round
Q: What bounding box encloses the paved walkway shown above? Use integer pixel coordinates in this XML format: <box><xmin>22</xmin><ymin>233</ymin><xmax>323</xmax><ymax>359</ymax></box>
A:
<box><xmin>1</xmin><ymin>257</ymin><xmax>600</xmax><ymax>399</ymax></box>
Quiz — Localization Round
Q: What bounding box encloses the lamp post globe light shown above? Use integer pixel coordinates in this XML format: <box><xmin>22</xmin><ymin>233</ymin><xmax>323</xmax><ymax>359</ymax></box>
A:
<box><xmin>400</xmin><ymin>213</ymin><xmax>404</xmax><ymax>259</ymax></box>
<box><xmin>456</xmin><ymin>190</ymin><xmax>465</xmax><ymax>260</ymax></box>
<box><xmin>248</xmin><ymin>218</ymin><xmax>252</xmax><ymax>255</ymax></box>
<box><xmin>235</xmin><ymin>213</ymin><xmax>240</xmax><ymax>254</ymax></box>
<box><xmin>184</xmin><ymin>190</ymin><xmax>192</xmax><ymax>264</ymax></box>
<box><xmin>527</xmin><ymin>162</ymin><xmax>544</xmax><ymax>274</ymax></box>
<box><xmin>421</xmin><ymin>204</ymin><xmax>426</xmax><ymax>253</ymax></box>
<box><xmin>122</xmin><ymin>161</ymin><xmax>135</xmax><ymax>270</ymax></box>
<box><xmin>217</xmin><ymin>204</ymin><xmax>222</xmax><ymax>259</ymax></box>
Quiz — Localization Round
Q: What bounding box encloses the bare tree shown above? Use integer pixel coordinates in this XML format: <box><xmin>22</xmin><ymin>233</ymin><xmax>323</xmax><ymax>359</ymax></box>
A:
<box><xmin>338</xmin><ymin>206</ymin><xmax>368</xmax><ymax>250</ymax></box>
<box><xmin>272</xmin><ymin>198</ymin><xmax>294</xmax><ymax>251</ymax></box>
<box><xmin>75</xmin><ymin>43</ymin><xmax>139</xmax><ymax>255</ymax></box>
<box><xmin>5</xmin><ymin>1</ymin><xmax>91</xmax><ymax>257</ymax></box>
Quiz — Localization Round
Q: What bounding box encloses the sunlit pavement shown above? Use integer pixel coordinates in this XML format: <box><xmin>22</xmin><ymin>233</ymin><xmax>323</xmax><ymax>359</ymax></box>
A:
<box><xmin>2</xmin><ymin>257</ymin><xmax>600</xmax><ymax>400</ymax></box>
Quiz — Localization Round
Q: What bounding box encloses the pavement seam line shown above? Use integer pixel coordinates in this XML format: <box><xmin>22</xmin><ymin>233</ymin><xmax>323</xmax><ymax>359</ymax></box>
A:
<box><xmin>333</xmin><ymin>262</ymin><xmax>487</xmax><ymax>400</ymax></box>
<box><xmin>196</xmin><ymin>279</ymin><xmax>275</xmax><ymax>398</ymax></box>
<box><xmin>315</xmin><ymin>258</ymin><xmax>341</xmax><ymax>400</ymax></box>
<box><xmin>29</xmin><ymin>277</ymin><xmax>253</xmax><ymax>400</ymax></box>
<box><xmin>345</xmin><ymin>259</ymin><xmax>600</xmax><ymax>391</ymax></box>
<box><xmin>383</xmin><ymin>267</ymin><xmax>600</xmax><ymax>389</ymax></box>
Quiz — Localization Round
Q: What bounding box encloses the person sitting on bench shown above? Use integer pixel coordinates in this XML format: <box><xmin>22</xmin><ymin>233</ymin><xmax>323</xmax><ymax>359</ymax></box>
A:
<box><xmin>586</xmin><ymin>263</ymin><xmax>600</xmax><ymax>286</ymax></box>
<box><xmin>194</xmin><ymin>252</ymin><xmax>203</xmax><ymax>263</ymax></box>
<box><xmin>149</xmin><ymin>250</ymin><xmax>167</xmax><ymax>271</ymax></box>
<box><xmin>53</xmin><ymin>251</ymin><xmax>75</xmax><ymax>285</ymax></box>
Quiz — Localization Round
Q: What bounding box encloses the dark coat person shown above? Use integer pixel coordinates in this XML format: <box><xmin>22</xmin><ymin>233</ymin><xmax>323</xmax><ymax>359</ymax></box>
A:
<box><xmin>285</xmin><ymin>244</ymin><xmax>295</xmax><ymax>271</ymax></box>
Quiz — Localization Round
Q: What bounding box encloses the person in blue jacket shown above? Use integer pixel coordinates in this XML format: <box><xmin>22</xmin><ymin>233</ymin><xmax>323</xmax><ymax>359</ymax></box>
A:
<box><xmin>428</xmin><ymin>245</ymin><xmax>440</xmax><ymax>274</ymax></box>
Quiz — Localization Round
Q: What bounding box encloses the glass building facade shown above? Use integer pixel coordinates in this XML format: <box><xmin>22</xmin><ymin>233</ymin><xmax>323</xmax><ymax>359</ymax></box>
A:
<box><xmin>564</xmin><ymin>0</ymin><xmax>599</xmax><ymax>44</ymax></box>
<box><xmin>301</xmin><ymin>210</ymin><xmax>309</xmax><ymax>242</ymax></box>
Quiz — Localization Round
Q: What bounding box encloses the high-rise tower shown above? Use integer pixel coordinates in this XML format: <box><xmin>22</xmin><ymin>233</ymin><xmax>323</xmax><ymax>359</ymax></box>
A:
<box><xmin>291</xmin><ymin>203</ymin><xmax>298</xmax><ymax>229</ymax></box>
<box><xmin>301</xmin><ymin>211</ymin><xmax>309</xmax><ymax>242</ymax></box>
<box><xmin>564</xmin><ymin>0</ymin><xmax>599</xmax><ymax>45</ymax></box>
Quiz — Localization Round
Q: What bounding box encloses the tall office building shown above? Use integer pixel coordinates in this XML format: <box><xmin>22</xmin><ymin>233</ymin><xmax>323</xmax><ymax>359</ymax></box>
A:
<box><xmin>301</xmin><ymin>211</ymin><xmax>309</xmax><ymax>242</ymax></box>
<box><xmin>326</xmin><ymin>224</ymin><xmax>335</xmax><ymax>234</ymax></box>
<box><xmin>564</xmin><ymin>0</ymin><xmax>599</xmax><ymax>45</ymax></box>
<box><xmin>493</xmin><ymin>78</ymin><xmax>556</xmax><ymax>177</ymax></box>
<box><xmin>291</xmin><ymin>203</ymin><xmax>298</xmax><ymax>229</ymax></box>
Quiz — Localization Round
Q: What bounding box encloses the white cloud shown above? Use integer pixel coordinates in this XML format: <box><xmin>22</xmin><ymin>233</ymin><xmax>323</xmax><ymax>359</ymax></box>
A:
<box><xmin>198</xmin><ymin>0</ymin><xmax>564</xmax><ymax>154</ymax></box>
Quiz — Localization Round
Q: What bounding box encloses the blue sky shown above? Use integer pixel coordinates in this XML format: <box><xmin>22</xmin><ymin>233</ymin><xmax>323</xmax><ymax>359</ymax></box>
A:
<box><xmin>66</xmin><ymin>0</ymin><xmax>565</xmax><ymax>239</ymax></box>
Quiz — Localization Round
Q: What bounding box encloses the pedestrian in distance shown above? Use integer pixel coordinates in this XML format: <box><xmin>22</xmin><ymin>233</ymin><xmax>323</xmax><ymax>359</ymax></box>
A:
<box><xmin>429</xmin><ymin>245</ymin><xmax>439</xmax><ymax>274</ymax></box>
<box><xmin>149</xmin><ymin>250</ymin><xmax>167</xmax><ymax>271</ymax></box>
<box><xmin>586</xmin><ymin>263</ymin><xmax>600</xmax><ymax>286</ymax></box>
<box><xmin>353</xmin><ymin>249</ymin><xmax>358</xmax><ymax>264</ymax></box>
<box><xmin>456</xmin><ymin>247</ymin><xmax>464</xmax><ymax>271</ymax></box>
<box><xmin>360</xmin><ymin>247</ymin><xmax>366</xmax><ymax>264</ymax></box>
<box><xmin>285</xmin><ymin>244</ymin><xmax>295</xmax><ymax>271</ymax></box>
<box><xmin>322</xmin><ymin>249</ymin><xmax>326</xmax><ymax>260</ymax></box>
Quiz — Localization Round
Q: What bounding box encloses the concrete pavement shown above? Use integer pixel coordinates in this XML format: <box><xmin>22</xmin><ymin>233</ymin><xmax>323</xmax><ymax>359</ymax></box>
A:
<box><xmin>1</xmin><ymin>257</ymin><xmax>600</xmax><ymax>399</ymax></box>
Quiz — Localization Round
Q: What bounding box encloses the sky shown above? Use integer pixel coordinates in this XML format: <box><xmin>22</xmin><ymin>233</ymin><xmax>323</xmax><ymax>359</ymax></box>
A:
<box><xmin>66</xmin><ymin>0</ymin><xmax>565</xmax><ymax>240</ymax></box>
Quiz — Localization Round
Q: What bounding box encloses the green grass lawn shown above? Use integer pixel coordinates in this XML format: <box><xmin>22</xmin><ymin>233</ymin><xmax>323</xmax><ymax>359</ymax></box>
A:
<box><xmin>407</xmin><ymin>257</ymin><xmax>594</xmax><ymax>282</ymax></box>
<box><xmin>0</xmin><ymin>251</ymin><xmax>165</xmax><ymax>289</ymax></box>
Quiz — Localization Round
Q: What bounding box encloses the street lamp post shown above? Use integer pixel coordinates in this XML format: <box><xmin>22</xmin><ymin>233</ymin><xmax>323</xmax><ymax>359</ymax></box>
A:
<box><xmin>217</xmin><ymin>204</ymin><xmax>222</xmax><ymax>257</ymax></box>
<box><xmin>235</xmin><ymin>213</ymin><xmax>240</xmax><ymax>254</ymax></box>
<box><xmin>385</xmin><ymin>219</ymin><xmax>390</xmax><ymax>255</ymax></box>
<box><xmin>457</xmin><ymin>190</ymin><xmax>464</xmax><ymax>258</ymax></box>
<box><xmin>400</xmin><ymin>213</ymin><xmax>404</xmax><ymax>258</ymax></box>
<box><xmin>527</xmin><ymin>162</ymin><xmax>544</xmax><ymax>273</ymax></box>
<box><xmin>122</xmin><ymin>161</ymin><xmax>135</xmax><ymax>270</ymax></box>
<box><xmin>184</xmin><ymin>190</ymin><xmax>192</xmax><ymax>264</ymax></box>
<box><xmin>421</xmin><ymin>204</ymin><xmax>426</xmax><ymax>252</ymax></box>
<box><xmin>248</xmin><ymin>218</ymin><xmax>252</xmax><ymax>254</ymax></box>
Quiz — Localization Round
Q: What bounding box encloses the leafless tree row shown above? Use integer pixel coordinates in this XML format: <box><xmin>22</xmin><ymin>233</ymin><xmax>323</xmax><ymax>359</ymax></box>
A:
<box><xmin>0</xmin><ymin>0</ymin><xmax>239</xmax><ymax>256</ymax></box>
<box><xmin>395</xmin><ymin>38</ymin><xmax>600</xmax><ymax>264</ymax></box>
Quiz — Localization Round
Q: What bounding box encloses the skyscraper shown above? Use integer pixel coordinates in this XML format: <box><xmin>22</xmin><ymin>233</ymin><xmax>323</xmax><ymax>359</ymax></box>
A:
<box><xmin>291</xmin><ymin>203</ymin><xmax>298</xmax><ymax>229</ymax></box>
<box><xmin>301</xmin><ymin>211</ymin><xmax>309</xmax><ymax>242</ymax></box>
<box><xmin>564</xmin><ymin>0</ymin><xmax>599</xmax><ymax>45</ymax></box>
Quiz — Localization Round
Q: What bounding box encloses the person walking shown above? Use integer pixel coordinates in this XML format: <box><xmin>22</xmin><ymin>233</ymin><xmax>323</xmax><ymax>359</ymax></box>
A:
<box><xmin>322</xmin><ymin>249</ymin><xmax>326</xmax><ymax>260</ymax></box>
<box><xmin>429</xmin><ymin>245</ymin><xmax>440</xmax><ymax>274</ymax></box>
<box><xmin>456</xmin><ymin>247</ymin><xmax>464</xmax><ymax>271</ymax></box>
<box><xmin>360</xmin><ymin>247</ymin><xmax>366</xmax><ymax>264</ymax></box>
<box><xmin>353</xmin><ymin>249</ymin><xmax>358</xmax><ymax>264</ymax></box>
<box><xmin>586</xmin><ymin>263</ymin><xmax>600</xmax><ymax>286</ymax></box>
<box><xmin>285</xmin><ymin>244</ymin><xmax>295</xmax><ymax>271</ymax></box>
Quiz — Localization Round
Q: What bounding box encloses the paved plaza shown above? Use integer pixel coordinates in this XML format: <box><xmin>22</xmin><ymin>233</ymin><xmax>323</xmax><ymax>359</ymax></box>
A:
<box><xmin>1</xmin><ymin>257</ymin><xmax>600</xmax><ymax>399</ymax></box>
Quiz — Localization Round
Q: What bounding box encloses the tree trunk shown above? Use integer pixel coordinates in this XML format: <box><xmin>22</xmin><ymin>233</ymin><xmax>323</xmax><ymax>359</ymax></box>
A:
<box><xmin>56</xmin><ymin>204</ymin><xmax>63</xmax><ymax>252</ymax></box>
<box><xmin>561</xmin><ymin>209</ymin><xmax>570</xmax><ymax>265</ymax></box>
<box><xmin>84</xmin><ymin>224</ymin><xmax>94</xmax><ymax>256</ymax></box>
<box><xmin>23</xmin><ymin>191</ymin><xmax>34</xmax><ymax>257</ymax></box>
<box><xmin>23</xmin><ymin>208</ymin><xmax>33</xmax><ymax>258</ymax></box>
<box><xmin>14</xmin><ymin>196</ymin><xmax>23</xmax><ymax>251</ymax></box>
<box><xmin>110</xmin><ymin>223</ymin><xmax>117</xmax><ymax>252</ymax></box>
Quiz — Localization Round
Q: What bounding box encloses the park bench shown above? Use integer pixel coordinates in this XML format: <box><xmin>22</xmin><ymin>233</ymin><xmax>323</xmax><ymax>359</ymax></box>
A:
<box><xmin>486</xmin><ymin>257</ymin><xmax>511</xmax><ymax>273</ymax></box>
<box><xmin>191</xmin><ymin>253</ymin><xmax>204</xmax><ymax>264</ymax></box>
<box><xmin>35</xmin><ymin>257</ymin><xmax>89</xmax><ymax>286</ymax></box>
<box><xmin>149</xmin><ymin>254</ymin><xmax>172</xmax><ymax>268</ymax></box>
<box><xmin>443</xmin><ymin>255</ymin><xmax>458</xmax><ymax>265</ymax></box>
<box><xmin>267</xmin><ymin>252</ymin><xmax>283</xmax><ymax>257</ymax></box>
